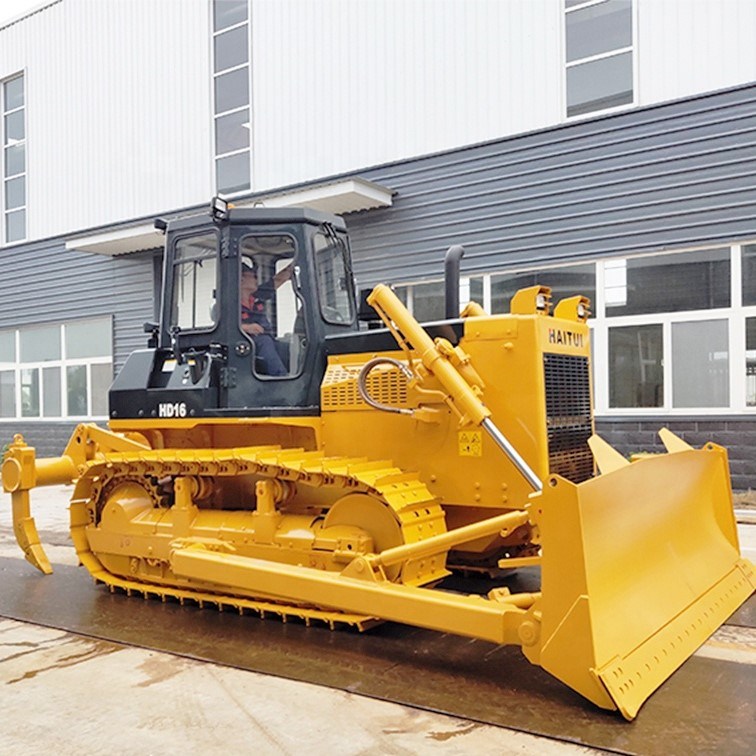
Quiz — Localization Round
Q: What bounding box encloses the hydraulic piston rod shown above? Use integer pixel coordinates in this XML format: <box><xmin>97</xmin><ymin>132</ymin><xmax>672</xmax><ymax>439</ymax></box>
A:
<box><xmin>370</xmin><ymin>509</ymin><xmax>530</xmax><ymax>569</ymax></box>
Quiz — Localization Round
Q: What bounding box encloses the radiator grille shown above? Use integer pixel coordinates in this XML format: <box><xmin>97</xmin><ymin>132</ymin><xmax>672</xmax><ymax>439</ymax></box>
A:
<box><xmin>544</xmin><ymin>354</ymin><xmax>594</xmax><ymax>484</ymax></box>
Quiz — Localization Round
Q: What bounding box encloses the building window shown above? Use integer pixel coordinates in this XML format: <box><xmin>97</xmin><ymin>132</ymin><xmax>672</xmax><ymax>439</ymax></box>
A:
<box><xmin>393</xmin><ymin>277</ymin><xmax>484</xmax><ymax>322</ymax></box>
<box><xmin>608</xmin><ymin>324</ymin><xmax>663</xmax><ymax>408</ymax></box>
<box><xmin>604</xmin><ymin>248</ymin><xmax>730</xmax><ymax>316</ymax></box>
<box><xmin>491</xmin><ymin>264</ymin><xmax>595</xmax><ymax>314</ymax></box>
<box><xmin>2</xmin><ymin>74</ymin><xmax>26</xmax><ymax>244</ymax></box>
<box><xmin>671</xmin><ymin>320</ymin><xmax>729</xmax><ymax>408</ymax></box>
<box><xmin>746</xmin><ymin>318</ymin><xmax>756</xmax><ymax>406</ymax></box>
<box><xmin>603</xmin><ymin>247</ymin><xmax>734</xmax><ymax>410</ymax></box>
<box><xmin>212</xmin><ymin>0</ymin><xmax>251</xmax><ymax>195</ymax></box>
<box><xmin>392</xmin><ymin>241</ymin><xmax>756</xmax><ymax>415</ymax></box>
<box><xmin>565</xmin><ymin>0</ymin><xmax>633</xmax><ymax>118</ymax></box>
<box><xmin>0</xmin><ymin>317</ymin><xmax>113</xmax><ymax>420</ymax></box>
<box><xmin>741</xmin><ymin>244</ymin><xmax>756</xmax><ymax>305</ymax></box>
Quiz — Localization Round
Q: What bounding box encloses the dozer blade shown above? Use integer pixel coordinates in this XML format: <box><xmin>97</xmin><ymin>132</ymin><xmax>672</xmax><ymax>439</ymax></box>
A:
<box><xmin>527</xmin><ymin>436</ymin><xmax>755</xmax><ymax>720</ymax></box>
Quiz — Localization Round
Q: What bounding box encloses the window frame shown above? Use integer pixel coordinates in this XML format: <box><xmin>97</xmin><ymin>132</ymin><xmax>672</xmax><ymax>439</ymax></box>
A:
<box><xmin>0</xmin><ymin>317</ymin><xmax>113</xmax><ymax>422</ymax></box>
<box><xmin>211</xmin><ymin>1</ymin><xmax>251</xmax><ymax>196</ymax></box>
<box><xmin>2</xmin><ymin>72</ymin><xmax>27</xmax><ymax>245</ymax></box>
<box><xmin>393</xmin><ymin>241</ymin><xmax>756</xmax><ymax>416</ymax></box>
<box><xmin>563</xmin><ymin>0</ymin><xmax>637</xmax><ymax>121</ymax></box>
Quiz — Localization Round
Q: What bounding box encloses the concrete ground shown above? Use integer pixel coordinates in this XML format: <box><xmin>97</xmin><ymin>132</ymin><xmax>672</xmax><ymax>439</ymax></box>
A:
<box><xmin>1</xmin><ymin>485</ymin><xmax>753</xmax><ymax>755</ymax></box>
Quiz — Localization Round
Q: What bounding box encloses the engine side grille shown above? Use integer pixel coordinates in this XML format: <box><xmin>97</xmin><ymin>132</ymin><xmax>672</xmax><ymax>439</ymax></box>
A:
<box><xmin>544</xmin><ymin>354</ymin><xmax>594</xmax><ymax>484</ymax></box>
<box><xmin>322</xmin><ymin>363</ymin><xmax>409</xmax><ymax>411</ymax></box>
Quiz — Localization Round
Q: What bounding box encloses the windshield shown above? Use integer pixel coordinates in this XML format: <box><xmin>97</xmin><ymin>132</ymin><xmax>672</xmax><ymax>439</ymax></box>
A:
<box><xmin>313</xmin><ymin>228</ymin><xmax>354</xmax><ymax>325</ymax></box>
<box><xmin>170</xmin><ymin>232</ymin><xmax>218</xmax><ymax>330</ymax></box>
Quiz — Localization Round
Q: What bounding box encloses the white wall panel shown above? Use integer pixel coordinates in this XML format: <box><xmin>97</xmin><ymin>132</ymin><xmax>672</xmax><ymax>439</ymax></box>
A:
<box><xmin>637</xmin><ymin>0</ymin><xmax>756</xmax><ymax>106</ymax></box>
<box><xmin>0</xmin><ymin>0</ymin><xmax>212</xmax><ymax>240</ymax></box>
<box><xmin>4</xmin><ymin>0</ymin><xmax>756</xmax><ymax>244</ymax></box>
<box><xmin>250</xmin><ymin>0</ymin><xmax>562</xmax><ymax>192</ymax></box>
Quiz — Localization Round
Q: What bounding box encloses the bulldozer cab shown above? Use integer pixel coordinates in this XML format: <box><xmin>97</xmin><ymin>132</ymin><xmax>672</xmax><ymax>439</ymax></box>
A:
<box><xmin>110</xmin><ymin>201</ymin><xmax>358</xmax><ymax>419</ymax></box>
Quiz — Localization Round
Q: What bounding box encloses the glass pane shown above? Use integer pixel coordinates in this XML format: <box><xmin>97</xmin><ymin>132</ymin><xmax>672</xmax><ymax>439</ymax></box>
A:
<box><xmin>91</xmin><ymin>362</ymin><xmax>113</xmax><ymax>416</ymax></box>
<box><xmin>66</xmin><ymin>318</ymin><xmax>112</xmax><ymax>359</ymax></box>
<box><xmin>4</xmin><ymin>176</ymin><xmax>25</xmax><ymax>209</ymax></box>
<box><xmin>214</xmin><ymin>25</ymin><xmax>249</xmax><ymax>72</ymax></box>
<box><xmin>0</xmin><ymin>370</ymin><xmax>15</xmax><ymax>417</ymax></box>
<box><xmin>20</xmin><ymin>325</ymin><xmax>60</xmax><ymax>362</ymax></box>
<box><xmin>411</xmin><ymin>281</ymin><xmax>446</xmax><ymax>321</ymax></box>
<box><xmin>567</xmin><ymin>52</ymin><xmax>633</xmax><ymax>117</ymax></box>
<box><xmin>171</xmin><ymin>233</ymin><xmax>218</xmax><ymax>330</ymax></box>
<box><xmin>491</xmin><ymin>264</ymin><xmax>596</xmax><ymax>314</ymax></box>
<box><xmin>4</xmin><ymin>143</ymin><xmax>25</xmax><ymax>177</ymax></box>
<box><xmin>0</xmin><ymin>329</ymin><xmax>15</xmax><ymax>362</ymax></box>
<box><xmin>3</xmin><ymin>76</ymin><xmax>24</xmax><ymax>112</ymax></box>
<box><xmin>672</xmin><ymin>320</ymin><xmax>729</xmax><ymax>408</ymax></box>
<box><xmin>741</xmin><ymin>244</ymin><xmax>756</xmax><ymax>306</ymax></box>
<box><xmin>605</xmin><ymin>248</ymin><xmax>730</xmax><ymax>316</ymax></box>
<box><xmin>608</xmin><ymin>324</ymin><xmax>663</xmax><ymax>408</ymax></box>
<box><xmin>214</xmin><ymin>67</ymin><xmax>249</xmax><ymax>114</ymax></box>
<box><xmin>5</xmin><ymin>208</ymin><xmax>25</xmax><ymax>241</ymax></box>
<box><xmin>461</xmin><ymin>277</ymin><xmax>484</xmax><ymax>310</ymax></box>
<box><xmin>216</xmin><ymin>150</ymin><xmax>250</xmax><ymax>194</ymax></box>
<box><xmin>4</xmin><ymin>110</ymin><xmax>24</xmax><ymax>144</ymax></box>
<box><xmin>239</xmin><ymin>239</ymin><xmax>300</xmax><ymax>377</ymax></box>
<box><xmin>746</xmin><ymin>318</ymin><xmax>756</xmax><ymax>407</ymax></box>
<box><xmin>215</xmin><ymin>108</ymin><xmax>250</xmax><ymax>155</ymax></box>
<box><xmin>566</xmin><ymin>0</ymin><xmax>632</xmax><ymax>62</ymax></box>
<box><xmin>42</xmin><ymin>366</ymin><xmax>61</xmax><ymax>416</ymax></box>
<box><xmin>393</xmin><ymin>285</ymin><xmax>409</xmax><ymax>307</ymax></box>
<box><xmin>314</xmin><ymin>232</ymin><xmax>354</xmax><ymax>325</ymax></box>
<box><xmin>565</xmin><ymin>0</ymin><xmax>588</xmax><ymax>7</ymax></box>
<box><xmin>67</xmin><ymin>364</ymin><xmax>88</xmax><ymax>416</ymax></box>
<box><xmin>20</xmin><ymin>367</ymin><xmax>39</xmax><ymax>417</ymax></box>
<box><xmin>214</xmin><ymin>0</ymin><xmax>247</xmax><ymax>31</ymax></box>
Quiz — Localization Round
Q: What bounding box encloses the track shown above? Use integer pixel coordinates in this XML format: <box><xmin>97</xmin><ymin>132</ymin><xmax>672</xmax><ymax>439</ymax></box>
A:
<box><xmin>0</xmin><ymin>553</ymin><xmax>753</xmax><ymax>755</ymax></box>
<box><xmin>67</xmin><ymin>444</ymin><xmax>448</xmax><ymax>623</ymax></box>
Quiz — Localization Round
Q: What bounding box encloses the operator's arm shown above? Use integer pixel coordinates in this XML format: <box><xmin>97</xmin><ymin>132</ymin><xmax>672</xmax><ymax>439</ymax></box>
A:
<box><xmin>242</xmin><ymin>322</ymin><xmax>265</xmax><ymax>336</ymax></box>
<box><xmin>273</xmin><ymin>262</ymin><xmax>294</xmax><ymax>289</ymax></box>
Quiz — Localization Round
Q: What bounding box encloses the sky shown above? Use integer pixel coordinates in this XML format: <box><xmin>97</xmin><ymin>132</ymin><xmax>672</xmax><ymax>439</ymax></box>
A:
<box><xmin>1</xmin><ymin>0</ymin><xmax>51</xmax><ymax>26</ymax></box>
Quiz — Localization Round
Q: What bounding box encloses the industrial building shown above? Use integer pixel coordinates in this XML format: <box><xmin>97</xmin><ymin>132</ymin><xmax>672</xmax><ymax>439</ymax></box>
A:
<box><xmin>3</xmin><ymin>0</ymin><xmax>756</xmax><ymax>487</ymax></box>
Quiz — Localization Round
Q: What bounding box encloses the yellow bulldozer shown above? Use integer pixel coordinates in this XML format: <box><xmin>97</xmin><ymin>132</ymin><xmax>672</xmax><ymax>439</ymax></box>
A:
<box><xmin>3</xmin><ymin>198</ymin><xmax>753</xmax><ymax>719</ymax></box>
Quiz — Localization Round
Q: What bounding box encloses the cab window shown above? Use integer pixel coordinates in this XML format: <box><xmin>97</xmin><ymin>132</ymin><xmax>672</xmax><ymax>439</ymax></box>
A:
<box><xmin>239</xmin><ymin>235</ymin><xmax>304</xmax><ymax>378</ymax></box>
<box><xmin>314</xmin><ymin>230</ymin><xmax>354</xmax><ymax>325</ymax></box>
<box><xmin>170</xmin><ymin>232</ymin><xmax>218</xmax><ymax>330</ymax></box>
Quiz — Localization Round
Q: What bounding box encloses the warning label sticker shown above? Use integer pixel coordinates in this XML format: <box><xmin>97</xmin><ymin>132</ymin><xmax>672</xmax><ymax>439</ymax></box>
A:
<box><xmin>458</xmin><ymin>430</ymin><xmax>482</xmax><ymax>457</ymax></box>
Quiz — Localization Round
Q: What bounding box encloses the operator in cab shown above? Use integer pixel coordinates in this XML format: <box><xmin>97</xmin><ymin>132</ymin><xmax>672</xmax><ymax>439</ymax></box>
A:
<box><xmin>240</xmin><ymin>261</ymin><xmax>293</xmax><ymax>376</ymax></box>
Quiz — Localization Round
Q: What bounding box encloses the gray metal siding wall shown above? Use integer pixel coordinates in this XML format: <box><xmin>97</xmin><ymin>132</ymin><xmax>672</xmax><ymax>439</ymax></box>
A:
<box><xmin>0</xmin><ymin>241</ymin><xmax>155</xmax><ymax>360</ymax></box>
<box><xmin>0</xmin><ymin>240</ymin><xmax>156</xmax><ymax>455</ymax></box>
<box><xmin>346</xmin><ymin>84</ymin><xmax>756</xmax><ymax>286</ymax></box>
<box><xmin>108</xmin><ymin>249</ymin><xmax>159</xmax><ymax>370</ymax></box>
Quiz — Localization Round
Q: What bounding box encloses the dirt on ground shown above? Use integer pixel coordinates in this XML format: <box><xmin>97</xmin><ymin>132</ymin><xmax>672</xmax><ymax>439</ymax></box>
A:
<box><xmin>732</xmin><ymin>491</ymin><xmax>756</xmax><ymax>509</ymax></box>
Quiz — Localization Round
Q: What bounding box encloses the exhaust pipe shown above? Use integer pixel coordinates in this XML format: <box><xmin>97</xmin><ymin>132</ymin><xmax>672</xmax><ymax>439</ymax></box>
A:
<box><xmin>444</xmin><ymin>245</ymin><xmax>465</xmax><ymax>319</ymax></box>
